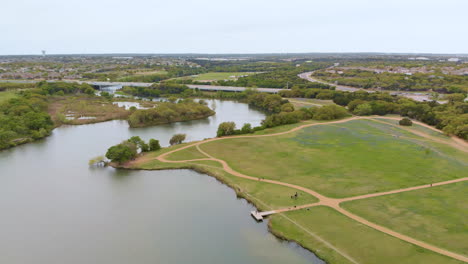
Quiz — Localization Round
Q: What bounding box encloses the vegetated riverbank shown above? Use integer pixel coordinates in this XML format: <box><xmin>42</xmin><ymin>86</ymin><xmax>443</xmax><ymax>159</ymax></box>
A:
<box><xmin>127</xmin><ymin>100</ymin><xmax>215</xmax><ymax>128</ymax></box>
<box><xmin>0</xmin><ymin>82</ymin><xmax>217</xmax><ymax>150</ymax></box>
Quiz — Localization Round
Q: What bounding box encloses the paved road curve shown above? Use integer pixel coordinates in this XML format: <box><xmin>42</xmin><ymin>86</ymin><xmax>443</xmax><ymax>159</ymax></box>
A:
<box><xmin>298</xmin><ymin>71</ymin><xmax>437</xmax><ymax>102</ymax></box>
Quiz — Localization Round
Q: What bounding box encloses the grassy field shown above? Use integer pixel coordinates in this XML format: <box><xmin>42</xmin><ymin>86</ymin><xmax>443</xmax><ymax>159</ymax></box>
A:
<box><xmin>200</xmin><ymin>119</ymin><xmax>467</xmax><ymax>198</ymax></box>
<box><xmin>342</xmin><ymin>181</ymin><xmax>468</xmax><ymax>255</ymax></box>
<box><xmin>374</xmin><ymin>118</ymin><xmax>452</xmax><ymax>139</ymax></box>
<box><xmin>0</xmin><ymin>90</ymin><xmax>18</xmax><ymax>103</ymax></box>
<box><xmin>165</xmin><ymin>145</ymin><xmax>208</xmax><ymax>161</ymax></box>
<box><xmin>132</xmin><ymin>147</ymin><xmax>319</xmax><ymax>210</ymax></box>
<box><xmin>133</xmin><ymin>70</ymin><xmax>168</xmax><ymax>75</ymax></box>
<box><xmin>270</xmin><ymin>207</ymin><xmax>464</xmax><ymax>264</ymax></box>
<box><xmin>173</xmin><ymin>72</ymin><xmax>255</xmax><ymax>82</ymax></box>
<box><xmin>127</xmin><ymin>117</ymin><xmax>467</xmax><ymax>264</ymax></box>
<box><xmin>289</xmin><ymin>98</ymin><xmax>336</xmax><ymax>109</ymax></box>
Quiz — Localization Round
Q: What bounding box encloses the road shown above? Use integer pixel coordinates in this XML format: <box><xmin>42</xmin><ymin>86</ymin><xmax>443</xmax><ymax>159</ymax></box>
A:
<box><xmin>298</xmin><ymin>72</ymin><xmax>363</xmax><ymax>92</ymax></box>
<box><xmin>298</xmin><ymin>71</ymin><xmax>437</xmax><ymax>102</ymax></box>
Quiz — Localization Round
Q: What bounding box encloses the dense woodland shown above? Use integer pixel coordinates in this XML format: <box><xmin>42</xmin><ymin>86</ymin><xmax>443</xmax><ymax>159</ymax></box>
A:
<box><xmin>127</xmin><ymin>99</ymin><xmax>215</xmax><ymax>128</ymax></box>
<box><xmin>0</xmin><ymin>82</ymin><xmax>103</xmax><ymax>149</ymax></box>
<box><xmin>0</xmin><ymin>90</ymin><xmax>53</xmax><ymax>149</ymax></box>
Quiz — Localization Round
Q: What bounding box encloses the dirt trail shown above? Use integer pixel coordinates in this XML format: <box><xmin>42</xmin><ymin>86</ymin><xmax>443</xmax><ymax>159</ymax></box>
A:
<box><xmin>151</xmin><ymin>116</ymin><xmax>468</xmax><ymax>262</ymax></box>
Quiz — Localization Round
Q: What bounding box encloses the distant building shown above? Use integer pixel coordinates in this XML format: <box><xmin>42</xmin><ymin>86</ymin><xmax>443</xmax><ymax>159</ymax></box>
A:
<box><xmin>448</xmin><ymin>58</ymin><xmax>460</xmax><ymax>62</ymax></box>
<box><xmin>415</xmin><ymin>57</ymin><xmax>430</xmax><ymax>61</ymax></box>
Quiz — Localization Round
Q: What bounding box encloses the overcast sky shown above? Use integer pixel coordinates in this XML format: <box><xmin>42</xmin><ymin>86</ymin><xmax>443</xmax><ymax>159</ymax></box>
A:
<box><xmin>1</xmin><ymin>0</ymin><xmax>467</xmax><ymax>55</ymax></box>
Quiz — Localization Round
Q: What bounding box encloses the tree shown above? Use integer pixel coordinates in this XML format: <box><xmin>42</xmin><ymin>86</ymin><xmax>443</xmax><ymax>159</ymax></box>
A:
<box><xmin>445</xmin><ymin>93</ymin><xmax>466</xmax><ymax>104</ymax></box>
<box><xmin>128</xmin><ymin>136</ymin><xmax>144</xmax><ymax>146</ymax></box>
<box><xmin>217</xmin><ymin>122</ymin><xmax>236</xmax><ymax>137</ymax></box>
<box><xmin>140</xmin><ymin>142</ymin><xmax>149</xmax><ymax>152</ymax></box>
<box><xmin>241</xmin><ymin>123</ymin><xmax>252</xmax><ymax>134</ymax></box>
<box><xmin>84</xmin><ymin>87</ymin><xmax>96</xmax><ymax>95</ymax></box>
<box><xmin>353</xmin><ymin>103</ymin><xmax>373</xmax><ymax>116</ymax></box>
<box><xmin>127</xmin><ymin>136</ymin><xmax>149</xmax><ymax>152</ymax></box>
<box><xmin>105</xmin><ymin>141</ymin><xmax>138</xmax><ymax>163</ymax></box>
<box><xmin>169</xmin><ymin>134</ymin><xmax>186</xmax><ymax>145</ymax></box>
<box><xmin>313</xmin><ymin>105</ymin><xmax>349</xmax><ymax>120</ymax></box>
<box><xmin>280</xmin><ymin>103</ymin><xmax>295</xmax><ymax>112</ymax></box>
<box><xmin>149</xmin><ymin>139</ymin><xmax>161</xmax><ymax>151</ymax></box>
<box><xmin>399</xmin><ymin>117</ymin><xmax>413</xmax><ymax>126</ymax></box>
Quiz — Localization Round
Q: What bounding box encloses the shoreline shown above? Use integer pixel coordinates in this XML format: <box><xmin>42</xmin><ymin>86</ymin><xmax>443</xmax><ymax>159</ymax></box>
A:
<box><xmin>110</xmin><ymin>162</ymin><xmax>328</xmax><ymax>263</ymax></box>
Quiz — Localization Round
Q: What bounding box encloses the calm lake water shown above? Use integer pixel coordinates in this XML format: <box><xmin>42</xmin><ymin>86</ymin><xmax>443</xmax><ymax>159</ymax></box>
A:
<box><xmin>0</xmin><ymin>99</ymin><xmax>324</xmax><ymax>264</ymax></box>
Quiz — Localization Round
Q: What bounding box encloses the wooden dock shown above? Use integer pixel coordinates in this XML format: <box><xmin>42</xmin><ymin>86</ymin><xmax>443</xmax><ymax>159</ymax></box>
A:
<box><xmin>250</xmin><ymin>210</ymin><xmax>276</xmax><ymax>221</ymax></box>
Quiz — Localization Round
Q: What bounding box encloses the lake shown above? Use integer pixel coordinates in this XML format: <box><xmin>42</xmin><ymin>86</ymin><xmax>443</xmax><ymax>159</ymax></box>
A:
<box><xmin>0</xmin><ymin>99</ymin><xmax>324</xmax><ymax>264</ymax></box>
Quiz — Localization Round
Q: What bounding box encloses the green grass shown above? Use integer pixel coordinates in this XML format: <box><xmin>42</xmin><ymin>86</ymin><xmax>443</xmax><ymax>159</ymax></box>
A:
<box><xmin>200</xmin><ymin>119</ymin><xmax>467</xmax><ymax>198</ymax></box>
<box><xmin>165</xmin><ymin>145</ymin><xmax>208</xmax><ymax>161</ymax></box>
<box><xmin>0</xmin><ymin>90</ymin><xmax>18</xmax><ymax>103</ymax></box>
<box><xmin>193</xmin><ymin>72</ymin><xmax>254</xmax><ymax>81</ymax></box>
<box><xmin>342</xmin><ymin>181</ymin><xmax>468</xmax><ymax>255</ymax></box>
<box><xmin>289</xmin><ymin>98</ymin><xmax>336</xmax><ymax>108</ymax></box>
<box><xmin>130</xmin><ymin>147</ymin><xmax>319</xmax><ymax>210</ymax></box>
<box><xmin>372</xmin><ymin>118</ymin><xmax>451</xmax><ymax>139</ymax></box>
<box><xmin>127</xmin><ymin>118</ymin><xmax>467</xmax><ymax>263</ymax></box>
<box><xmin>172</xmin><ymin>72</ymin><xmax>255</xmax><ymax>81</ymax></box>
<box><xmin>270</xmin><ymin>207</ymin><xmax>464</xmax><ymax>264</ymax></box>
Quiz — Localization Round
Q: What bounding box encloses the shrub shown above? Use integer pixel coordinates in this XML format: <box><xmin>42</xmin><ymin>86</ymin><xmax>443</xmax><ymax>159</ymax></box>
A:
<box><xmin>169</xmin><ymin>134</ymin><xmax>186</xmax><ymax>145</ymax></box>
<box><xmin>399</xmin><ymin>117</ymin><xmax>413</xmax><ymax>126</ymax></box>
<box><xmin>149</xmin><ymin>139</ymin><xmax>161</xmax><ymax>151</ymax></box>
<box><xmin>313</xmin><ymin>105</ymin><xmax>349</xmax><ymax>120</ymax></box>
<box><xmin>353</xmin><ymin>103</ymin><xmax>373</xmax><ymax>116</ymax></box>
<box><xmin>105</xmin><ymin>141</ymin><xmax>138</xmax><ymax>163</ymax></box>
<box><xmin>217</xmin><ymin>122</ymin><xmax>236</xmax><ymax>137</ymax></box>
<box><xmin>241</xmin><ymin>123</ymin><xmax>252</xmax><ymax>134</ymax></box>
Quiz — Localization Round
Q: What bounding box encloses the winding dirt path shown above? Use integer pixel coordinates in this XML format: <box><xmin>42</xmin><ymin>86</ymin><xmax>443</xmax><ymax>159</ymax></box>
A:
<box><xmin>152</xmin><ymin>116</ymin><xmax>468</xmax><ymax>262</ymax></box>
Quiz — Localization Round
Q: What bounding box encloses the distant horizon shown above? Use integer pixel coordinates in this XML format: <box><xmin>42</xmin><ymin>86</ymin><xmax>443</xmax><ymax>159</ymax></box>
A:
<box><xmin>2</xmin><ymin>51</ymin><xmax>468</xmax><ymax>57</ymax></box>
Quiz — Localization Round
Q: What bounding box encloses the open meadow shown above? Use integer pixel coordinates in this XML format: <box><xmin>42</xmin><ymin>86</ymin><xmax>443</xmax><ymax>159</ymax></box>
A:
<box><xmin>129</xmin><ymin>116</ymin><xmax>468</xmax><ymax>264</ymax></box>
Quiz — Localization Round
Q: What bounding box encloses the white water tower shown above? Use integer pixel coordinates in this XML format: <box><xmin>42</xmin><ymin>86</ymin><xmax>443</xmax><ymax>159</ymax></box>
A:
<box><xmin>41</xmin><ymin>50</ymin><xmax>46</xmax><ymax>57</ymax></box>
